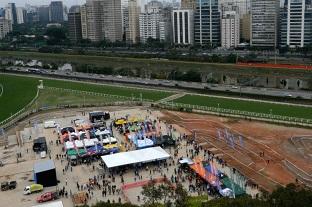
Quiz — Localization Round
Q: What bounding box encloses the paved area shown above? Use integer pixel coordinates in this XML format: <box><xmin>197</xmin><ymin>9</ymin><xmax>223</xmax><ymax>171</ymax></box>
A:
<box><xmin>0</xmin><ymin>107</ymin><xmax>260</xmax><ymax>207</ymax></box>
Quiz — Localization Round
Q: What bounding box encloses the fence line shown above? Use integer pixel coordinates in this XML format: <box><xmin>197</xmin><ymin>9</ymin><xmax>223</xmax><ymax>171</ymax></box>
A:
<box><xmin>158</xmin><ymin>102</ymin><xmax>312</xmax><ymax>127</ymax></box>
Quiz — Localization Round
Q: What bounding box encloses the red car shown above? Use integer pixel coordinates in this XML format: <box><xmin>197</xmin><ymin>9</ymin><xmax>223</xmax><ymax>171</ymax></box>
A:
<box><xmin>36</xmin><ymin>192</ymin><xmax>59</xmax><ymax>203</ymax></box>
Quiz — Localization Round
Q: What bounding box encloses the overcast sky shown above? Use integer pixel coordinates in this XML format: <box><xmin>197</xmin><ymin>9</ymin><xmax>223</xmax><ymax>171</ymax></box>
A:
<box><xmin>0</xmin><ymin>0</ymin><xmax>177</xmax><ymax>8</ymax></box>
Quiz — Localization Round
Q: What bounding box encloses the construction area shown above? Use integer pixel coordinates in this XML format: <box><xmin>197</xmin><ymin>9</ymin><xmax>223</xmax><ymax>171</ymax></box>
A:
<box><xmin>161</xmin><ymin>110</ymin><xmax>312</xmax><ymax>192</ymax></box>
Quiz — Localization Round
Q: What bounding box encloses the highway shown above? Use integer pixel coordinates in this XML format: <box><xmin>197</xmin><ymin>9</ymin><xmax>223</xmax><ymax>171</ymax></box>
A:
<box><xmin>5</xmin><ymin>66</ymin><xmax>312</xmax><ymax>100</ymax></box>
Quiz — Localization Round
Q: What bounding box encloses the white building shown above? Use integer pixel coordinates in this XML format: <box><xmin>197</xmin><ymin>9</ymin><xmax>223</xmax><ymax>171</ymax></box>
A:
<box><xmin>128</xmin><ymin>0</ymin><xmax>140</xmax><ymax>43</ymax></box>
<box><xmin>0</xmin><ymin>17</ymin><xmax>12</xmax><ymax>39</ymax></box>
<box><xmin>221</xmin><ymin>10</ymin><xmax>240</xmax><ymax>48</ymax></box>
<box><xmin>139</xmin><ymin>12</ymin><xmax>161</xmax><ymax>43</ymax></box>
<box><xmin>172</xmin><ymin>9</ymin><xmax>194</xmax><ymax>45</ymax></box>
<box><xmin>16</xmin><ymin>7</ymin><xmax>25</xmax><ymax>24</ymax></box>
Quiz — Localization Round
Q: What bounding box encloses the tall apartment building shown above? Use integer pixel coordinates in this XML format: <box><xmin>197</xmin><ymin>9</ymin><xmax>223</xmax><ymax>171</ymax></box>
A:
<box><xmin>16</xmin><ymin>7</ymin><xmax>25</xmax><ymax>24</ymax></box>
<box><xmin>145</xmin><ymin>0</ymin><xmax>163</xmax><ymax>13</ymax></box>
<box><xmin>0</xmin><ymin>17</ymin><xmax>12</xmax><ymax>39</ymax></box>
<box><xmin>139</xmin><ymin>13</ymin><xmax>161</xmax><ymax>43</ymax></box>
<box><xmin>219</xmin><ymin>0</ymin><xmax>250</xmax><ymax>16</ymax></box>
<box><xmin>221</xmin><ymin>10</ymin><xmax>240</xmax><ymax>48</ymax></box>
<box><xmin>280</xmin><ymin>0</ymin><xmax>312</xmax><ymax>48</ymax></box>
<box><xmin>5</xmin><ymin>3</ymin><xmax>17</xmax><ymax>25</ymax></box>
<box><xmin>49</xmin><ymin>1</ymin><xmax>64</xmax><ymax>23</ymax></box>
<box><xmin>250</xmin><ymin>0</ymin><xmax>279</xmax><ymax>48</ymax></box>
<box><xmin>38</xmin><ymin>6</ymin><xmax>50</xmax><ymax>23</ymax></box>
<box><xmin>194</xmin><ymin>0</ymin><xmax>220</xmax><ymax>46</ymax></box>
<box><xmin>80</xmin><ymin>0</ymin><xmax>122</xmax><ymax>42</ymax></box>
<box><xmin>159</xmin><ymin>7</ymin><xmax>172</xmax><ymax>43</ymax></box>
<box><xmin>68</xmin><ymin>12</ymin><xmax>82</xmax><ymax>42</ymax></box>
<box><xmin>128</xmin><ymin>0</ymin><xmax>140</xmax><ymax>43</ymax></box>
<box><xmin>181</xmin><ymin>0</ymin><xmax>197</xmax><ymax>10</ymax></box>
<box><xmin>240</xmin><ymin>13</ymin><xmax>250</xmax><ymax>41</ymax></box>
<box><xmin>172</xmin><ymin>9</ymin><xmax>194</xmax><ymax>44</ymax></box>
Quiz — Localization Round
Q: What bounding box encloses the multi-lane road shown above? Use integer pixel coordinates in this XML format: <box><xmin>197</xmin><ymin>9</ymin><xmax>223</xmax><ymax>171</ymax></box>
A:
<box><xmin>5</xmin><ymin>66</ymin><xmax>312</xmax><ymax>100</ymax></box>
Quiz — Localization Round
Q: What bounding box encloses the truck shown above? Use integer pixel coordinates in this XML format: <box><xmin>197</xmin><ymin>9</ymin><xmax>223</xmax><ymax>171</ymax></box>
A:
<box><xmin>36</xmin><ymin>191</ymin><xmax>59</xmax><ymax>203</ymax></box>
<box><xmin>23</xmin><ymin>184</ymin><xmax>43</xmax><ymax>195</ymax></box>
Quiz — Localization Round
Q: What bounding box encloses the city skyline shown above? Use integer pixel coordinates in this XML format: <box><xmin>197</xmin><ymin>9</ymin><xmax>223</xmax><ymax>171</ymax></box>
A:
<box><xmin>0</xmin><ymin>0</ymin><xmax>178</xmax><ymax>8</ymax></box>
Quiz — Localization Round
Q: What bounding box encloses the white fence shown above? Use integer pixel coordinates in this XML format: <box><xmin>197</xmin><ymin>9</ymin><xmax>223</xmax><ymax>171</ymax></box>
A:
<box><xmin>158</xmin><ymin>102</ymin><xmax>312</xmax><ymax>127</ymax></box>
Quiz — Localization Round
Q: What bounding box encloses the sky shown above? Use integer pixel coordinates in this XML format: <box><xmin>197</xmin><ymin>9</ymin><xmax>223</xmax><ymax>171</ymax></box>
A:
<box><xmin>0</xmin><ymin>0</ymin><xmax>176</xmax><ymax>8</ymax></box>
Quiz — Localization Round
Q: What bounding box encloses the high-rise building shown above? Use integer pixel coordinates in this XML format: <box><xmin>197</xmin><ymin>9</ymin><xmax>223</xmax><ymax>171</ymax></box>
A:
<box><xmin>194</xmin><ymin>0</ymin><xmax>221</xmax><ymax>46</ymax></box>
<box><xmin>280</xmin><ymin>0</ymin><xmax>312</xmax><ymax>48</ymax></box>
<box><xmin>38</xmin><ymin>6</ymin><xmax>50</xmax><ymax>23</ymax></box>
<box><xmin>240</xmin><ymin>13</ymin><xmax>250</xmax><ymax>41</ymax></box>
<box><xmin>250</xmin><ymin>0</ymin><xmax>279</xmax><ymax>48</ymax></box>
<box><xmin>49</xmin><ymin>1</ymin><xmax>64</xmax><ymax>23</ymax></box>
<box><xmin>159</xmin><ymin>7</ymin><xmax>173</xmax><ymax>43</ymax></box>
<box><xmin>219</xmin><ymin>0</ymin><xmax>250</xmax><ymax>16</ymax></box>
<box><xmin>0</xmin><ymin>8</ymin><xmax>5</xmax><ymax>17</ymax></box>
<box><xmin>122</xmin><ymin>7</ymin><xmax>129</xmax><ymax>41</ymax></box>
<box><xmin>0</xmin><ymin>17</ymin><xmax>12</xmax><ymax>39</ymax></box>
<box><xmin>145</xmin><ymin>0</ymin><xmax>163</xmax><ymax>13</ymax></box>
<box><xmin>5</xmin><ymin>3</ymin><xmax>17</xmax><ymax>25</ymax></box>
<box><xmin>139</xmin><ymin>13</ymin><xmax>161</xmax><ymax>43</ymax></box>
<box><xmin>181</xmin><ymin>0</ymin><xmax>197</xmax><ymax>10</ymax></box>
<box><xmin>16</xmin><ymin>7</ymin><xmax>25</xmax><ymax>24</ymax></box>
<box><xmin>68</xmin><ymin>12</ymin><xmax>82</xmax><ymax>42</ymax></box>
<box><xmin>221</xmin><ymin>10</ymin><xmax>240</xmax><ymax>48</ymax></box>
<box><xmin>128</xmin><ymin>0</ymin><xmax>140</xmax><ymax>43</ymax></box>
<box><xmin>80</xmin><ymin>0</ymin><xmax>122</xmax><ymax>42</ymax></box>
<box><xmin>172</xmin><ymin>9</ymin><xmax>194</xmax><ymax>44</ymax></box>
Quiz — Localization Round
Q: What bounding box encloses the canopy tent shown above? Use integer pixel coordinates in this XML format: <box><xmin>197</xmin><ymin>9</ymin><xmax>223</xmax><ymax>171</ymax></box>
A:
<box><xmin>101</xmin><ymin>146</ymin><xmax>170</xmax><ymax>168</ymax></box>
<box><xmin>32</xmin><ymin>201</ymin><xmax>64</xmax><ymax>207</ymax></box>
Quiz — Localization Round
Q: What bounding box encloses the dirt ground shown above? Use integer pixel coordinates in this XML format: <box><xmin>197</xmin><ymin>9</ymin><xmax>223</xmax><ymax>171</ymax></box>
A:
<box><xmin>160</xmin><ymin>110</ymin><xmax>312</xmax><ymax>192</ymax></box>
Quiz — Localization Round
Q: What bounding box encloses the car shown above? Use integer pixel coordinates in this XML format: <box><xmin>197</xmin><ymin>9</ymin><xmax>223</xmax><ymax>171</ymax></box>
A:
<box><xmin>1</xmin><ymin>181</ymin><xmax>17</xmax><ymax>191</ymax></box>
<box><xmin>231</xmin><ymin>86</ymin><xmax>239</xmax><ymax>89</ymax></box>
<box><xmin>36</xmin><ymin>191</ymin><xmax>59</xmax><ymax>203</ymax></box>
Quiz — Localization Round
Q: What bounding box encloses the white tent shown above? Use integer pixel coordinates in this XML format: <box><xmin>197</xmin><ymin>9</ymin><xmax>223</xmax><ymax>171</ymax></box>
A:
<box><xmin>84</xmin><ymin>139</ymin><xmax>95</xmax><ymax>147</ymax></box>
<box><xmin>101</xmin><ymin>146</ymin><xmax>170</xmax><ymax>168</ymax></box>
<box><xmin>65</xmin><ymin>141</ymin><xmax>74</xmax><ymax>150</ymax></box>
<box><xmin>32</xmin><ymin>201</ymin><xmax>64</xmax><ymax>207</ymax></box>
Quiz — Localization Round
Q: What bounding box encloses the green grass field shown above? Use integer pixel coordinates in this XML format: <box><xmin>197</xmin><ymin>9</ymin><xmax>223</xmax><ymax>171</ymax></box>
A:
<box><xmin>0</xmin><ymin>74</ymin><xmax>172</xmax><ymax>122</ymax></box>
<box><xmin>0</xmin><ymin>75</ymin><xmax>38</xmax><ymax>122</ymax></box>
<box><xmin>174</xmin><ymin>95</ymin><xmax>312</xmax><ymax>119</ymax></box>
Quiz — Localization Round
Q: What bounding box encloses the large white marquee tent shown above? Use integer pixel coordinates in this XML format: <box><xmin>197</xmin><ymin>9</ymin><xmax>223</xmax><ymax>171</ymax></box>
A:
<box><xmin>101</xmin><ymin>146</ymin><xmax>170</xmax><ymax>168</ymax></box>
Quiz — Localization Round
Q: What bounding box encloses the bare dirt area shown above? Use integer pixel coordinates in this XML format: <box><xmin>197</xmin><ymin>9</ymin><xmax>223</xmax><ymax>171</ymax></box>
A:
<box><xmin>160</xmin><ymin>110</ymin><xmax>312</xmax><ymax>192</ymax></box>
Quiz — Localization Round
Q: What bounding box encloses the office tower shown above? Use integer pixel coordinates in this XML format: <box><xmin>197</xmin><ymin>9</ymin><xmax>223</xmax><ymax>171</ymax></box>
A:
<box><xmin>69</xmin><ymin>6</ymin><xmax>81</xmax><ymax>13</ymax></box>
<box><xmin>122</xmin><ymin>7</ymin><xmax>129</xmax><ymax>41</ymax></box>
<box><xmin>0</xmin><ymin>17</ymin><xmax>12</xmax><ymax>39</ymax></box>
<box><xmin>280</xmin><ymin>0</ymin><xmax>312</xmax><ymax>48</ymax></box>
<box><xmin>250</xmin><ymin>0</ymin><xmax>279</xmax><ymax>48</ymax></box>
<box><xmin>102</xmin><ymin>0</ymin><xmax>122</xmax><ymax>42</ymax></box>
<box><xmin>5</xmin><ymin>3</ymin><xmax>17</xmax><ymax>25</ymax></box>
<box><xmin>80</xmin><ymin>0</ymin><xmax>122</xmax><ymax>42</ymax></box>
<box><xmin>240</xmin><ymin>13</ymin><xmax>250</xmax><ymax>41</ymax></box>
<box><xmin>172</xmin><ymin>9</ymin><xmax>194</xmax><ymax>44</ymax></box>
<box><xmin>68</xmin><ymin>12</ymin><xmax>82</xmax><ymax>42</ymax></box>
<box><xmin>219</xmin><ymin>0</ymin><xmax>250</xmax><ymax>16</ymax></box>
<box><xmin>128</xmin><ymin>0</ymin><xmax>140</xmax><ymax>43</ymax></box>
<box><xmin>38</xmin><ymin>6</ymin><xmax>50</xmax><ymax>24</ymax></box>
<box><xmin>0</xmin><ymin>8</ymin><xmax>5</xmax><ymax>17</ymax></box>
<box><xmin>194</xmin><ymin>0</ymin><xmax>221</xmax><ymax>46</ymax></box>
<box><xmin>145</xmin><ymin>0</ymin><xmax>163</xmax><ymax>13</ymax></box>
<box><xmin>221</xmin><ymin>10</ymin><xmax>240</xmax><ymax>48</ymax></box>
<box><xmin>159</xmin><ymin>7</ymin><xmax>173</xmax><ymax>43</ymax></box>
<box><xmin>16</xmin><ymin>7</ymin><xmax>26</xmax><ymax>24</ymax></box>
<box><xmin>49</xmin><ymin>1</ymin><xmax>64</xmax><ymax>23</ymax></box>
<box><xmin>139</xmin><ymin>13</ymin><xmax>161</xmax><ymax>43</ymax></box>
<box><xmin>181</xmin><ymin>0</ymin><xmax>197</xmax><ymax>10</ymax></box>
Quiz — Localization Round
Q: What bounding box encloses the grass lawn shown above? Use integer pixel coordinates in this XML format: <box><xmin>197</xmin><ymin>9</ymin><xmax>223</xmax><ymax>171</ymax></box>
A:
<box><xmin>43</xmin><ymin>79</ymin><xmax>172</xmax><ymax>101</ymax></box>
<box><xmin>35</xmin><ymin>89</ymin><xmax>125</xmax><ymax>108</ymax></box>
<box><xmin>174</xmin><ymin>95</ymin><xmax>312</xmax><ymax>119</ymax></box>
<box><xmin>0</xmin><ymin>74</ymin><xmax>172</xmax><ymax>122</ymax></box>
<box><xmin>0</xmin><ymin>74</ymin><xmax>38</xmax><ymax>122</ymax></box>
<box><xmin>187</xmin><ymin>195</ymin><xmax>210</xmax><ymax>207</ymax></box>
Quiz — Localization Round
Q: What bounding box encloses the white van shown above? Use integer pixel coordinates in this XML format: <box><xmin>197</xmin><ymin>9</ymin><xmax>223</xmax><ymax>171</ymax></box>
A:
<box><xmin>44</xmin><ymin>121</ymin><xmax>56</xmax><ymax>129</ymax></box>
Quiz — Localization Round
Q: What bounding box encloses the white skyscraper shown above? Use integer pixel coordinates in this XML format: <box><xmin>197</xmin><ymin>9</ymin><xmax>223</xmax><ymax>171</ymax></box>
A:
<box><xmin>139</xmin><ymin>13</ymin><xmax>161</xmax><ymax>43</ymax></box>
<box><xmin>221</xmin><ymin>10</ymin><xmax>240</xmax><ymax>48</ymax></box>
<box><xmin>0</xmin><ymin>17</ymin><xmax>12</xmax><ymax>39</ymax></box>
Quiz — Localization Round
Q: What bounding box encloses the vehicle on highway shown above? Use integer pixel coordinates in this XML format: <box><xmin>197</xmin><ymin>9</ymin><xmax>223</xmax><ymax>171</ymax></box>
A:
<box><xmin>36</xmin><ymin>191</ymin><xmax>59</xmax><ymax>203</ymax></box>
<box><xmin>23</xmin><ymin>184</ymin><xmax>43</xmax><ymax>195</ymax></box>
<box><xmin>231</xmin><ymin>86</ymin><xmax>239</xmax><ymax>89</ymax></box>
<box><xmin>1</xmin><ymin>181</ymin><xmax>17</xmax><ymax>191</ymax></box>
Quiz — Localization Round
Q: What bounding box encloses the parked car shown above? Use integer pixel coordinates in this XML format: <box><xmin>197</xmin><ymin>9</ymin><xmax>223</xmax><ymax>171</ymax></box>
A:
<box><xmin>36</xmin><ymin>191</ymin><xmax>59</xmax><ymax>203</ymax></box>
<box><xmin>1</xmin><ymin>181</ymin><xmax>17</xmax><ymax>191</ymax></box>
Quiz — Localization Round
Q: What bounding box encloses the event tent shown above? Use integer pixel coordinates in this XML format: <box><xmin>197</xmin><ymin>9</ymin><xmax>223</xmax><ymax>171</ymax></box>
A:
<box><xmin>101</xmin><ymin>146</ymin><xmax>170</xmax><ymax>168</ymax></box>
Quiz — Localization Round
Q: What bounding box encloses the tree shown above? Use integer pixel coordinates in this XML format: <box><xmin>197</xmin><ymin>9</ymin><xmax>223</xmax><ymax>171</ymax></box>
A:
<box><xmin>174</xmin><ymin>183</ymin><xmax>188</xmax><ymax>207</ymax></box>
<box><xmin>141</xmin><ymin>180</ymin><xmax>162</xmax><ymax>205</ymax></box>
<box><xmin>159</xmin><ymin>183</ymin><xmax>174</xmax><ymax>205</ymax></box>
